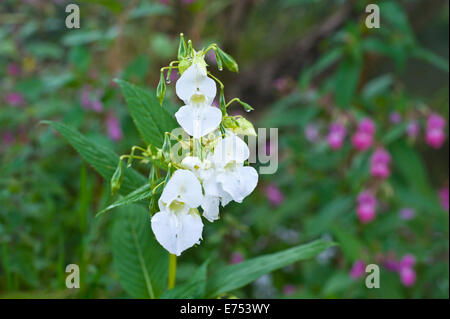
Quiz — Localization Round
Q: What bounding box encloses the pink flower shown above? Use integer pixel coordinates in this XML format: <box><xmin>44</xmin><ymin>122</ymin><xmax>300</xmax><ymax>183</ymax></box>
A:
<box><xmin>5</xmin><ymin>92</ymin><xmax>25</xmax><ymax>106</ymax></box>
<box><xmin>350</xmin><ymin>260</ymin><xmax>366</xmax><ymax>279</ymax></box>
<box><xmin>265</xmin><ymin>184</ymin><xmax>284</xmax><ymax>206</ymax></box>
<box><xmin>230</xmin><ymin>252</ymin><xmax>244</xmax><ymax>264</ymax></box>
<box><xmin>356</xmin><ymin>191</ymin><xmax>377</xmax><ymax>223</ymax></box>
<box><xmin>426</xmin><ymin>114</ymin><xmax>446</xmax><ymax>149</ymax></box>
<box><xmin>91</xmin><ymin>100</ymin><xmax>103</xmax><ymax>113</ymax></box>
<box><xmin>327</xmin><ymin>123</ymin><xmax>346</xmax><ymax>150</ymax></box>
<box><xmin>7</xmin><ymin>63</ymin><xmax>21</xmax><ymax>77</ymax></box>
<box><xmin>304</xmin><ymin>124</ymin><xmax>319</xmax><ymax>142</ymax></box>
<box><xmin>399</xmin><ymin>267</ymin><xmax>416</xmax><ymax>287</ymax></box>
<box><xmin>106</xmin><ymin>113</ymin><xmax>123</xmax><ymax>141</ymax></box>
<box><xmin>370</xmin><ymin>148</ymin><xmax>391</xmax><ymax>179</ymax></box>
<box><xmin>439</xmin><ymin>187</ymin><xmax>449</xmax><ymax>211</ymax></box>
<box><xmin>352</xmin><ymin>118</ymin><xmax>375</xmax><ymax>151</ymax></box>
<box><xmin>399</xmin><ymin>208</ymin><xmax>415</xmax><ymax>220</ymax></box>
<box><xmin>389</xmin><ymin>112</ymin><xmax>402</xmax><ymax>124</ymax></box>
<box><xmin>406</xmin><ymin>120</ymin><xmax>420</xmax><ymax>139</ymax></box>
<box><xmin>282</xmin><ymin>284</ymin><xmax>296</xmax><ymax>296</ymax></box>
<box><xmin>399</xmin><ymin>254</ymin><xmax>416</xmax><ymax>268</ymax></box>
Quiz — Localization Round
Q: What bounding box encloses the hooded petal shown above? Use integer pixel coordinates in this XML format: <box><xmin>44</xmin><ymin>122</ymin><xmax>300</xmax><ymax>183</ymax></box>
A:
<box><xmin>213</xmin><ymin>135</ymin><xmax>249</xmax><ymax>166</ymax></box>
<box><xmin>175</xmin><ymin>104</ymin><xmax>222</xmax><ymax>138</ymax></box>
<box><xmin>151</xmin><ymin>208</ymin><xmax>203</xmax><ymax>256</ymax></box>
<box><xmin>159</xmin><ymin>169</ymin><xmax>203</xmax><ymax>209</ymax></box>
<box><xmin>175</xmin><ymin>63</ymin><xmax>216</xmax><ymax>104</ymax></box>
<box><xmin>218</xmin><ymin>165</ymin><xmax>258</xmax><ymax>203</ymax></box>
<box><xmin>201</xmin><ymin>195</ymin><xmax>220</xmax><ymax>222</ymax></box>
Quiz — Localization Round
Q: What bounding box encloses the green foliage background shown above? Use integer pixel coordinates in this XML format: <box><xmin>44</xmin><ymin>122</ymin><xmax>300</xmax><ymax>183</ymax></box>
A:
<box><xmin>0</xmin><ymin>0</ymin><xmax>448</xmax><ymax>298</ymax></box>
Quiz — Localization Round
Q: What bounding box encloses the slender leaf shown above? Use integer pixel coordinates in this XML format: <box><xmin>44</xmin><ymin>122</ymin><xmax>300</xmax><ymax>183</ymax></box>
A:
<box><xmin>44</xmin><ymin>121</ymin><xmax>146</xmax><ymax>194</ymax></box>
<box><xmin>206</xmin><ymin>239</ymin><xmax>336</xmax><ymax>297</ymax></box>
<box><xmin>96</xmin><ymin>183</ymin><xmax>153</xmax><ymax>217</ymax></box>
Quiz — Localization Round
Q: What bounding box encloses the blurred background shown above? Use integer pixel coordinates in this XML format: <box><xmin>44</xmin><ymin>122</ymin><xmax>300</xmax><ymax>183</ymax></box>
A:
<box><xmin>0</xmin><ymin>0</ymin><xmax>448</xmax><ymax>298</ymax></box>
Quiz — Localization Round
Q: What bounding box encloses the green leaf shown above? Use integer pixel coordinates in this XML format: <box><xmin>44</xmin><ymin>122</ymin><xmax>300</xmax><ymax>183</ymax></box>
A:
<box><xmin>412</xmin><ymin>47</ymin><xmax>449</xmax><ymax>73</ymax></box>
<box><xmin>112</xmin><ymin>204</ymin><xmax>168</xmax><ymax>298</ymax></box>
<box><xmin>44</xmin><ymin>121</ymin><xmax>146</xmax><ymax>194</ymax></box>
<box><xmin>161</xmin><ymin>260</ymin><xmax>209</xmax><ymax>299</ymax></box>
<box><xmin>334</xmin><ymin>58</ymin><xmax>361</xmax><ymax>108</ymax></box>
<box><xmin>97</xmin><ymin>183</ymin><xmax>153</xmax><ymax>217</ymax></box>
<box><xmin>115</xmin><ymin>79</ymin><xmax>178</xmax><ymax>148</ymax></box>
<box><xmin>205</xmin><ymin>239</ymin><xmax>336</xmax><ymax>297</ymax></box>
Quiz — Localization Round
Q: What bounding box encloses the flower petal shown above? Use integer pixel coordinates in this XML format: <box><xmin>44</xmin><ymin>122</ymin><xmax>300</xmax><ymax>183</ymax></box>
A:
<box><xmin>175</xmin><ymin>105</ymin><xmax>222</xmax><ymax>138</ymax></box>
<box><xmin>201</xmin><ymin>195</ymin><xmax>220</xmax><ymax>222</ymax></box>
<box><xmin>218</xmin><ymin>166</ymin><xmax>258</xmax><ymax>203</ymax></box>
<box><xmin>151</xmin><ymin>208</ymin><xmax>203</xmax><ymax>256</ymax></box>
<box><xmin>213</xmin><ymin>135</ymin><xmax>249</xmax><ymax>165</ymax></box>
<box><xmin>175</xmin><ymin>63</ymin><xmax>216</xmax><ymax>104</ymax></box>
<box><xmin>159</xmin><ymin>169</ymin><xmax>203</xmax><ymax>208</ymax></box>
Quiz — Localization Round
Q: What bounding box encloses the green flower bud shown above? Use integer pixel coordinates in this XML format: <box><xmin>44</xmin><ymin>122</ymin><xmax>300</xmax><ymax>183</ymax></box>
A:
<box><xmin>215</xmin><ymin>46</ymin><xmax>239</xmax><ymax>73</ymax></box>
<box><xmin>156</xmin><ymin>71</ymin><xmax>166</xmax><ymax>105</ymax></box>
<box><xmin>178</xmin><ymin>33</ymin><xmax>187</xmax><ymax>60</ymax></box>
<box><xmin>239</xmin><ymin>100</ymin><xmax>254</xmax><ymax>112</ymax></box>
<box><xmin>111</xmin><ymin>160</ymin><xmax>124</xmax><ymax>195</ymax></box>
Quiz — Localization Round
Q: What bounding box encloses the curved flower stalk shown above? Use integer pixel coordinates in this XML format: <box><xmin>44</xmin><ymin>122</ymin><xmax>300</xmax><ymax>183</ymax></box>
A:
<box><xmin>111</xmin><ymin>34</ymin><xmax>258</xmax><ymax>273</ymax></box>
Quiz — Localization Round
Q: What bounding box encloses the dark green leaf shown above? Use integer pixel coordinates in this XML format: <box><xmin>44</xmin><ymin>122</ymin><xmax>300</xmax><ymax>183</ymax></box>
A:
<box><xmin>115</xmin><ymin>79</ymin><xmax>177</xmax><ymax>147</ymax></box>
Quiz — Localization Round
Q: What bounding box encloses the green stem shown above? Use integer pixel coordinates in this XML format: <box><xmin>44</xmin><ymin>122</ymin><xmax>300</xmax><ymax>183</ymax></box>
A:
<box><xmin>168</xmin><ymin>254</ymin><xmax>177</xmax><ymax>289</ymax></box>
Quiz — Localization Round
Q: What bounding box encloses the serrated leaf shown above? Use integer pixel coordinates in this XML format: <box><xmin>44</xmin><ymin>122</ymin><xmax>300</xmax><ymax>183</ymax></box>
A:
<box><xmin>205</xmin><ymin>239</ymin><xmax>336</xmax><ymax>297</ymax></box>
<box><xmin>115</xmin><ymin>79</ymin><xmax>178</xmax><ymax>147</ymax></box>
<box><xmin>112</xmin><ymin>204</ymin><xmax>168</xmax><ymax>298</ymax></box>
<box><xmin>44</xmin><ymin>121</ymin><xmax>146</xmax><ymax>194</ymax></box>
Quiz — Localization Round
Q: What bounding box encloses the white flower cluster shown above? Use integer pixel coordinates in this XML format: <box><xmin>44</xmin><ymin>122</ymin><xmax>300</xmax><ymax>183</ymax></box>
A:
<box><xmin>151</xmin><ymin>59</ymin><xmax>258</xmax><ymax>256</ymax></box>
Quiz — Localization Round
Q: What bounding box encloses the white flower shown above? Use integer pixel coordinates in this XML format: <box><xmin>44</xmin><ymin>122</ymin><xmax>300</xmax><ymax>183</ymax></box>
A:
<box><xmin>151</xmin><ymin>169</ymin><xmax>204</xmax><ymax>256</ymax></box>
<box><xmin>175</xmin><ymin>63</ymin><xmax>222</xmax><ymax>138</ymax></box>
<box><xmin>181</xmin><ymin>135</ymin><xmax>258</xmax><ymax>222</ymax></box>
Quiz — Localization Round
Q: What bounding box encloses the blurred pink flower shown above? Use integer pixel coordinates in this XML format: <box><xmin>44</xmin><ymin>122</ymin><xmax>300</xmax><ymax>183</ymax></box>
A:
<box><xmin>230</xmin><ymin>252</ymin><xmax>244</xmax><ymax>264</ymax></box>
<box><xmin>304</xmin><ymin>123</ymin><xmax>319</xmax><ymax>142</ymax></box>
<box><xmin>327</xmin><ymin>123</ymin><xmax>346</xmax><ymax>150</ymax></box>
<box><xmin>399</xmin><ymin>254</ymin><xmax>416</xmax><ymax>269</ymax></box>
<box><xmin>399</xmin><ymin>208</ymin><xmax>415</xmax><ymax>220</ymax></box>
<box><xmin>426</xmin><ymin>113</ymin><xmax>446</xmax><ymax>149</ymax></box>
<box><xmin>383</xmin><ymin>257</ymin><xmax>400</xmax><ymax>272</ymax></box>
<box><xmin>91</xmin><ymin>100</ymin><xmax>103</xmax><ymax>113</ymax></box>
<box><xmin>5</xmin><ymin>92</ymin><xmax>25</xmax><ymax>106</ymax></box>
<box><xmin>389</xmin><ymin>112</ymin><xmax>402</xmax><ymax>124</ymax></box>
<box><xmin>370</xmin><ymin>148</ymin><xmax>391</xmax><ymax>179</ymax></box>
<box><xmin>282</xmin><ymin>284</ymin><xmax>297</xmax><ymax>296</ymax></box>
<box><xmin>106</xmin><ymin>113</ymin><xmax>123</xmax><ymax>141</ymax></box>
<box><xmin>7</xmin><ymin>63</ymin><xmax>21</xmax><ymax>77</ymax></box>
<box><xmin>406</xmin><ymin>120</ymin><xmax>420</xmax><ymax>139</ymax></box>
<box><xmin>352</xmin><ymin>118</ymin><xmax>375</xmax><ymax>151</ymax></box>
<box><xmin>356</xmin><ymin>191</ymin><xmax>377</xmax><ymax>223</ymax></box>
<box><xmin>349</xmin><ymin>260</ymin><xmax>366</xmax><ymax>279</ymax></box>
<box><xmin>399</xmin><ymin>267</ymin><xmax>416</xmax><ymax>287</ymax></box>
<box><xmin>265</xmin><ymin>184</ymin><xmax>284</xmax><ymax>206</ymax></box>
<box><xmin>2</xmin><ymin>131</ymin><xmax>15</xmax><ymax>146</ymax></box>
<box><xmin>439</xmin><ymin>187</ymin><xmax>449</xmax><ymax>211</ymax></box>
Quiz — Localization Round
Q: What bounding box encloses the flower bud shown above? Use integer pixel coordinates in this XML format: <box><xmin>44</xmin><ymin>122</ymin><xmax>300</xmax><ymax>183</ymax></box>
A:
<box><xmin>156</xmin><ymin>72</ymin><xmax>166</xmax><ymax>105</ymax></box>
<box><xmin>177</xmin><ymin>33</ymin><xmax>187</xmax><ymax>60</ymax></box>
<box><xmin>111</xmin><ymin>160</ymin><xmax>124</xmax><ymax>195</ymax></box>
<box><xmin>215</xmin><ymin>46</ymin><xmax>239</xmax><ymax>72</ymax></box>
